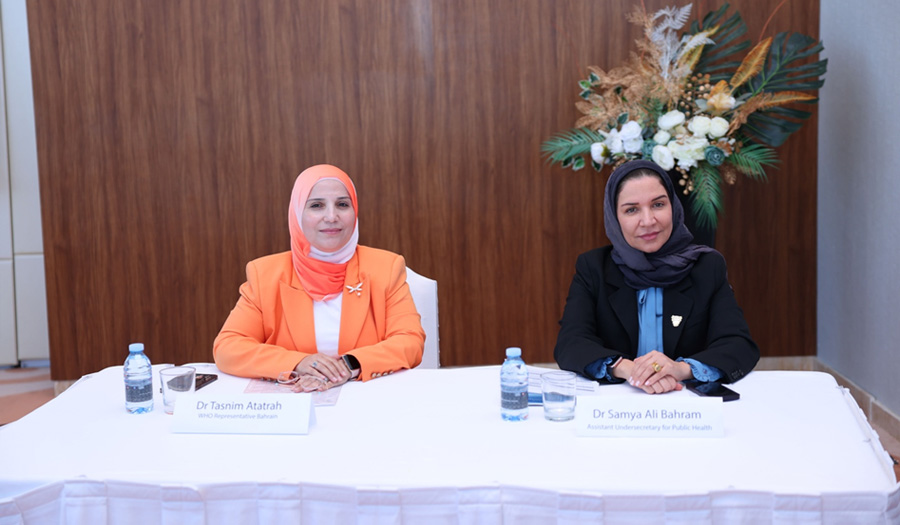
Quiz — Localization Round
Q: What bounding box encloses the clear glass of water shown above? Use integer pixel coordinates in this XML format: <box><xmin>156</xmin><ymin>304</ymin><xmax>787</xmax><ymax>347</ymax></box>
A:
<box><xmin>159</xmin><ymin>366</ymin><xmax>196</xmax><ymax>414</ymax></box>
<box><xmin>541</xmin><ymin>371</ymin><xmax>577</xmax><ymax>421</ymax></box>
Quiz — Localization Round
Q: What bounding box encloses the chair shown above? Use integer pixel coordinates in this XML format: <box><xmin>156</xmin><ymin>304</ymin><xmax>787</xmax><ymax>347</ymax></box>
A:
<box><xmin>405</xmin><ymin>267</ymin><xmax>440</xmax><ymax>369</ymax></box>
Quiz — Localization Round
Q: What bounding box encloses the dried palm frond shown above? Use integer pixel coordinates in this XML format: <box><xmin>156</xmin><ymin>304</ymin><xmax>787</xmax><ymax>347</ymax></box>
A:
<box><xmin>754</xmin><ymin>91</ymin><xmax>818</xmax><ymax>110</ymax></box>
<box><xmin>728</xmin><ymin>91</ymin><xmax>818</xmax><ymax>134</ymax></box>
<box><xmin>729</xmin><ymin>37</ymin><xmax>772</xmax><ymax>90</ymax></box>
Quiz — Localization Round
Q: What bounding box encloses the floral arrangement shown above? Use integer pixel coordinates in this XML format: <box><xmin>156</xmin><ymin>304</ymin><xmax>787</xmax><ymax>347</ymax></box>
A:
<box><xmin>541</xmin><ymin>3</ymin><xmax>826</xmax><ymax>228</ymax></box>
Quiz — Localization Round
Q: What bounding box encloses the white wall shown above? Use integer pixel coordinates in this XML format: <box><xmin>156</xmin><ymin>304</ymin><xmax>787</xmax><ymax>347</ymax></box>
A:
<box><xmin>0</xmin><ymin>0</ymin><xmax>48</xmax><ymax>365</ymax></box>
<box><xmin>819</xmin><ymin>0</ymin><xmax>900</xmax><ymax>416</ymax></box>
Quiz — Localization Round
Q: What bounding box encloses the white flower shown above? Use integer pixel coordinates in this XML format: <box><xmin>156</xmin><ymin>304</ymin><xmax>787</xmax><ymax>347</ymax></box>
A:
<box><xmin>590</xmin><ymin>142</ymin><xmax>609</xmax><ymax>164</ymax></box>
<box><xmin>688</xmin><ymin>115</ymin><xmax>711</xmax><ymax>137</ymax></box>
<box><xmin>658</xmin><ymin>110</ymin><xmax>685</xmax><ymax>131</ymax></box>
<box><xmin>618</xmin><ymin>120</ymin><xmax>644</xmax><ymax>153</ymax></box>
<box><xmin>666</xmin><ymin>136</ymin><xmax>708</xmax><ymax>170</ymax></box>
<box><xmin>708</xmin><ymin>117</ymin><xmax>729</xmax><ymax>138</ymax></box>
<box><xmin>707</xmin><ymin>92</ymin><xmax>737</xmax><ymax>113</ymax></box>
<box><xmin>673</xmin><ymin>124</ymin><xmax>688</xmax><ymax>138</ymax></box>
<box><xmin>651</xmin><ymin>145</ymin><xmax>675</xmax><ymax>171</ymax></box>
<box><xmin>653</xmin><ymin>130</ymin><xmax>671</xmax><ymax>145</ymax></box>
<box><xmin>604</xmin><ymin>129</ymin><xmax>624</xmax><ymax>154</ymax></box>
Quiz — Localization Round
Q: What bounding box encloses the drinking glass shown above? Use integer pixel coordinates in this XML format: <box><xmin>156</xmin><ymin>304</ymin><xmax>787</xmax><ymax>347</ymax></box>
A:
<box><xmin>541</xmin><ymin>371</ymin><xmax>577</xmax><ymax>421</ymax></box>
<box><xmin>159</xmin><ymin>366</ymin><xmax>196</xmax><ymax>414</ymax></box>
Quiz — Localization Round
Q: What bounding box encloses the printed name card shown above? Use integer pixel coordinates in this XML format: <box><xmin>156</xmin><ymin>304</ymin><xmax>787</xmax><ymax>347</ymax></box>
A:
<box><xmin>575</xmin><ymin>395</ymin><xmax>724</xmax><ymax>438</ymax></box>
<box><xmin>171</xmin><ymin>393</ymin><xmax>314</xmax><ymax>435</ymax></box>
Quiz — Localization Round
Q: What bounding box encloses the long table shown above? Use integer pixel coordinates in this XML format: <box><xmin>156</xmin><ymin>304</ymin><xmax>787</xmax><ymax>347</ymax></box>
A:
<box><xmin>1</xmin><ymin>364</ymin><xmax>898</xmax><ymax>523</ymax></box>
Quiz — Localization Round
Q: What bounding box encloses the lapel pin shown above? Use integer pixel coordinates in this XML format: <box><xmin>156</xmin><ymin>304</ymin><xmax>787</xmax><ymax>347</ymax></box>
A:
<box><xmin>671</xmin><ymin>315</ymin><xmax>683</xmax><ymax>327</ymax></box>
<box><xmin>346</xmin><ymin>282</ymin><xmax>363</xmax><ymax>297</ymax></box>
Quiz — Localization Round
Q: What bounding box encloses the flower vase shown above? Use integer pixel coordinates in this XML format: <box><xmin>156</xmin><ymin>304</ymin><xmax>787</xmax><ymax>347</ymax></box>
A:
<box><xmin>667</xmin><ymin>170</ymin><xmax>716</xmax><ymax>248</ymax></box>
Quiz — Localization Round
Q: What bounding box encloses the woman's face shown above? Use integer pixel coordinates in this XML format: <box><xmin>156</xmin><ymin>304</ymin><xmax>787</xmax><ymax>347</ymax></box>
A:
<box><xmin>616</xmin><ymin>175</ymin><xmax>673</xmax><ymax>253</ymax></box>
<box><xmin>301</xmin><ymin>179</ymin><xmax>356</xmax><ymax>252</ymax></box>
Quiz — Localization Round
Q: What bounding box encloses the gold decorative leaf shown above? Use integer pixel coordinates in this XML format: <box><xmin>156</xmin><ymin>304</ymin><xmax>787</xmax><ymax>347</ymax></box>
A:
<box><xmin>729</xmin><ymin>37</ymin><xmax>772</xmax><ymax>90</ymax></box>
<box><xmin>755</xmin><ymin>91</ymin><xmax>818</xmax><ymax>109</ymax></box>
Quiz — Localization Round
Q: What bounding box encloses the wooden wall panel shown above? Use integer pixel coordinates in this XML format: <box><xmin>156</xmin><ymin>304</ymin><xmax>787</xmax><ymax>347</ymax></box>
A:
<box><xmin>29</xmin><ymin>0</ymin><xmax>819</xmax><ymax>379</ymax></box>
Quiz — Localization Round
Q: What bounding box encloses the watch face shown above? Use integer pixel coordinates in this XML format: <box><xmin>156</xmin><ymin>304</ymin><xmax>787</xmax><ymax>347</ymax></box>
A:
<box><xmin>342</xmin><ymin>355</ymin><xmax>359</xmax><ymax>371</ymax></box>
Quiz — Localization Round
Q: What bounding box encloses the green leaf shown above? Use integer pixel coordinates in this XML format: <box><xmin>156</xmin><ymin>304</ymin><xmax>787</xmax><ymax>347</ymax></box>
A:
<box><xmin>616</xmin><ymin>113</ymin><xmax>629</xmax><ymax>125</ymax></box>
<box><xmin>766</xmin><ymin>106</ymin><xmax>814</xmax><ymax>120</ymax></box>
<box><xmin>689</xmin><ymin>163</ymin><xmax>723</xmax><ymax>229</ymax></box>
<box><xmin>579</xmin><ymin>89</ymin><xmax>593</xmax><ymax>100</ymax></box>
<box><xmin>734</xmin><ymin>31</ymin><xmax>826</xmax><ymax>147</ymax></box>
<box><xmin>579</xmin><ymin>80</ymin><xmax>592</xmax><ymax>90</ymax></box>
<box><xmin>540</xmin><ymin>128</ymin><xmax>605</xmax><ymax>165</ymax></box>
<box><xmin>691</xmin><ymin>5</ymin><xmax>751</xmax><ymax>83</ymax></box>
<box><xmin>727</xmin><ymin>144</ymin><xmax>778</xmax><ymax>180</ymax></box>
<box><xmin>745</xmin><ymin>32</ymin><xmax>827</xmax><ymax>96</ymax></box>
<box><xmin>572</xmin><ymin>156</ymin><xmax>586</xmax><ymax>171</ymax></box>
<box><xmin>744</xmin><ymin>112</ymin><xmax>805</xmax><ymax>148</ymax></box>
<box><xmin>588</xmin><ymin>71</ymin><xmax>600</xmax><ymax>83</ymax></box>
<box><xmin>591</xmin><ymin>159</ymin><xmax>604</xmax><ymax>172</ymax></box>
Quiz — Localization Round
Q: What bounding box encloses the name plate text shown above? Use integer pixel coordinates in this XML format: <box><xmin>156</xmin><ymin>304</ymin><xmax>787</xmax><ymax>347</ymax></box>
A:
<box><xmin>171</xmin><ymin>393</ymin><xmax>314</xmax><ymax>435</ymax></box>
<box><xmin>575</xmin><ymin>395</ymin><xmax>723</xmax><ymax>438</ymax></box>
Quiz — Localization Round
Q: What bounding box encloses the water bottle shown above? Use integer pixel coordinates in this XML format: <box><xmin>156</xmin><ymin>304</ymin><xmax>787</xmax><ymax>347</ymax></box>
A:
<box><xmin>500</xmin><ymin>347</ymin><xmax>528</xmax><ymax>421</ymax></box>
<box><xmin>124</xmin><ymin>342</ymin><xmax>153</xmax><ymax>413</ymax></box>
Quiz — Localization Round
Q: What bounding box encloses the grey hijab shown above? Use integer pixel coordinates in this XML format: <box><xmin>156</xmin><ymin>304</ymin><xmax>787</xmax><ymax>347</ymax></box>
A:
<box><xmin>603</xmin><ymin>160</ymin><xmax>714</xmax><ymax>289</ymax></box>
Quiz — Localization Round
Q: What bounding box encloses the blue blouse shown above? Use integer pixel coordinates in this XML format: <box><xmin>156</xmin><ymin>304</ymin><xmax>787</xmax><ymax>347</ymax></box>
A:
<box><xmin>586</xmin><ymin>287</ymin><xmax>723</xmax><ymax>382</ymax></box>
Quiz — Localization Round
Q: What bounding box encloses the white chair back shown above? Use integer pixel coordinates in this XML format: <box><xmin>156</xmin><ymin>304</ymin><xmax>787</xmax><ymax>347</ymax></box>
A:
<box><xmin>405</xmin><ymin>267</ymin><xmax>440</xmax><ymax>368</ymax></box>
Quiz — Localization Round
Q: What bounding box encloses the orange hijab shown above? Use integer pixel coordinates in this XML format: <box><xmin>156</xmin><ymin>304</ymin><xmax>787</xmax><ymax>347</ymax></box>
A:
<box><xmin>288</xmin><ymin>165</ymin><xmax>359</xmax><ymax>301</ymax></box>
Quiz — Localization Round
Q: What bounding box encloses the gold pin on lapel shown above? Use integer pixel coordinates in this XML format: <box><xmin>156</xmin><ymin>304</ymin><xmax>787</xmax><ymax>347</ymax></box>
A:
<box><xmin>671</xmin><ymin>315</ymin><xmax>683</xmax><ymax>327</ymax></box>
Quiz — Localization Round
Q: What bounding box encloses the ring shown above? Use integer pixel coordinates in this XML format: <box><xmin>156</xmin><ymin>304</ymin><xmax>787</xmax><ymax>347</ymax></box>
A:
<box><xmin>652</xmin><ymin>362</ymin><xmax>662</xmax><ymax>373</ymax></box>
<box><xmin>312</xmin><ymin>361</ymin><xmax>318</xmax><ymax>368</ymax></box>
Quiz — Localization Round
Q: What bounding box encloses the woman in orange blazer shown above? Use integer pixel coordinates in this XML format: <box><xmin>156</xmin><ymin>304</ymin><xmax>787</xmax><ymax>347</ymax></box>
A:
<box><xmin>214</xmin><ymin>165</ymin><xmax>424</xmax><ymax>391</ymax></box>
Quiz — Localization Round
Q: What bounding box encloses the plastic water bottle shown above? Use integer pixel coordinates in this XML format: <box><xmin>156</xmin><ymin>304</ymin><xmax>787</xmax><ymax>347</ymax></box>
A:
<box><xmin>124</xmin><ymin>342</ymin><xmax>153</xmax><ymax>413</ymax></box>
<box><xmin>500</xmin><ymin>347</ymin><xmax>528</xmax><ymax>421</ymax></box>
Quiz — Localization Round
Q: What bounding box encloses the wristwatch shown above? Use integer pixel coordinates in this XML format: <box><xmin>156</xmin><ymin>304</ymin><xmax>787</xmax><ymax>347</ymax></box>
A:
<box><xmin>341</xmin><ymin>354</ymin><xmax>360</xmax><ymax>375</ymax></box>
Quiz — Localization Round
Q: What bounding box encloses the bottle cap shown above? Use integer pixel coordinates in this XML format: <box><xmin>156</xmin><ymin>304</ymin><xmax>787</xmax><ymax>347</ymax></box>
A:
<box><xmin>505</xmin><ymin>347</ymin><xmax>522</xmax><ymax>358</ymax></box>
<box><xmin>128</xmin><ymin>343</ymin><xmax>144</xmax><ymax>353</ymax></box>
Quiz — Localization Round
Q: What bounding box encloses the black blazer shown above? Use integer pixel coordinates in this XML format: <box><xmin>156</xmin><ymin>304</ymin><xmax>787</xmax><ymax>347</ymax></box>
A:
<box><xmin>554</xmin><ymin>246</ymin><xmax>759</xmax><ymax>383</ymax></box>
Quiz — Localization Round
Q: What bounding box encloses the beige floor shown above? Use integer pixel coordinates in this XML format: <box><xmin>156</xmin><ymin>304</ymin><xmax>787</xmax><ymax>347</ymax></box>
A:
<box><xmin>0</xmin><ymin>367</ymin><xmax>55</xmax><ymax>425</ymax></box>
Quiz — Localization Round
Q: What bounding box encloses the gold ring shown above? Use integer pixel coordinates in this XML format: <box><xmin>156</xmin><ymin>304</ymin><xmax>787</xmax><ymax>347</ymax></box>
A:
<box><xmin>652</xmin><ymin>362</ymin><xmax>662</xmax><ymax>373</ymax></box>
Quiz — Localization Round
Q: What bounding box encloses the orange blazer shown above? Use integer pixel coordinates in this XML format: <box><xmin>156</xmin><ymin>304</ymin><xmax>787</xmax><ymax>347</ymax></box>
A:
<box><xmin>213</xmin><ymin>246</ymin><xmax>425</xmax><ymax>381</ymax></box>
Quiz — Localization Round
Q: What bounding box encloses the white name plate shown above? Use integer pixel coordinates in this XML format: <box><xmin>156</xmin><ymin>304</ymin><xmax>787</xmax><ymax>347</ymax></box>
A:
<box><xmin>171</xmin><ymin>393</ymin><xmax>314</xmax><ymax>435</ymax></box>
<box><xmin>575</xmin><ymin>395</ymin><xmax>723</xmax><ymax>438</ymax></box>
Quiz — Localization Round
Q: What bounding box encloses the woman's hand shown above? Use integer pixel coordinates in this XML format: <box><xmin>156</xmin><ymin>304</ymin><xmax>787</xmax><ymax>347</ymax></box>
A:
<box><xmin>291</xmin><ymin>375</ymin><xmax>337</xmax><ymax>392</ymax></box>
<box><xmin>295</xmin><ymin>354</ymin><xmax>350</xmax><ymax>384</ymax></box>
<box><xmin>627</xmin><ymin>350</ymin><xmax>691</xmax><ymax>394</ymax></box>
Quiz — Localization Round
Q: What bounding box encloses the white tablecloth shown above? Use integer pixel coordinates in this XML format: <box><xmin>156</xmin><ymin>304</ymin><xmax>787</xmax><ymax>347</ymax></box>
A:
<box><xmin>1</xmin><ymin>365</ymin><xmax>898</xmax><ymax>523</ymax></box>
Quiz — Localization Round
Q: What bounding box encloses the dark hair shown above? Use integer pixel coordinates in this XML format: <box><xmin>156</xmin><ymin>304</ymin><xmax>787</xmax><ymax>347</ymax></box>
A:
<box><xmin>614</xmin><ymin>168</ymin><xmax>670</xmax><ymax>206</ymax></box>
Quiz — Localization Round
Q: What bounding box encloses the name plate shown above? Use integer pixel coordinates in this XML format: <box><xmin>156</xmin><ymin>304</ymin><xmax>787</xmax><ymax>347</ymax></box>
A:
<box><xmin>171</xmin><ymin>393</ymin><xmax>314</xmax><ymax>435</ymax></box>
<box><xmin>575</xmin><ymin>395</ymin><xmax>723</xmax><ymax>438</ymax></box>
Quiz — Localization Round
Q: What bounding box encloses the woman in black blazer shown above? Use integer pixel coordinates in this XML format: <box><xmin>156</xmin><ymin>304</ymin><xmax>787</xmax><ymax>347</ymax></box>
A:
<box><xmin>554</xmin><ymin>160</ymin><xmax>758</xmax><ymax>394</ymax></box>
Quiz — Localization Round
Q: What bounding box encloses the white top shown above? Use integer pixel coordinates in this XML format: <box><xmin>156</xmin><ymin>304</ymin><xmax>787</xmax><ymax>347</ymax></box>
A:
<box><xmin>312</xmin><ymin>294</ymin><xmax>342</xmax><ymax>356</ymax></box>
